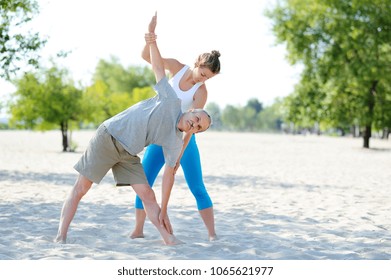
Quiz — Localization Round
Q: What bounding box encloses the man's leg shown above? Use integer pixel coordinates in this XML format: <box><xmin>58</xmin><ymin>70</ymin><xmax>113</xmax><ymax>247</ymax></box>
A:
<box><xmin>54</xmin><ymin>174</ymin><xmax>93</xmax><ymax>243</ymax></box>
<box><xmin>131</xmin><ymin>144</ymin><xmax>165</xmax><ymax>239</ymax></box>
<box><xmin>132</xmin><ymin>183</ymin><xmax>180</xmax><ymax>245</ymax></box>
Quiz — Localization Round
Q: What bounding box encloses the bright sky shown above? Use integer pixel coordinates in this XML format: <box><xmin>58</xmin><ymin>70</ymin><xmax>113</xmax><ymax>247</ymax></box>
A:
<box><xmin>1</xmin><ymin>0</ymin><xmax>302</xmax><ymax>117</ymax></box>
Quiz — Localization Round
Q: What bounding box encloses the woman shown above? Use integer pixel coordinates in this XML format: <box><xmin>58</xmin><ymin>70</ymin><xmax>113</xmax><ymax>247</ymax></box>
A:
<box><xmin>131</xmin><ymin>18</ymin><xmax>221</xmax><ymax>241</ymax></box>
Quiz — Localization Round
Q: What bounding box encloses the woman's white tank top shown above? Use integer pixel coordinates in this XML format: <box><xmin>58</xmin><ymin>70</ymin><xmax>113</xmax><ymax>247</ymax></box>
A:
<box><xmin>168</xmin><ymin>65</ymin><xmax>203</xmax><ymax>112</ymax></box>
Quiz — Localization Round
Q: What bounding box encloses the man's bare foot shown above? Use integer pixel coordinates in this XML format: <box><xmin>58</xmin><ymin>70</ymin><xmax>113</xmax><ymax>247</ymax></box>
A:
<box><xmin>209</xmin><ymin>234</ymin><xmax>218</xmax><ymax>241</ymax></box>
<box><xmin>54</xmin><ymin>235</ymin><xmax>66</xmax><ymax>244</ymax></box>
<box><xmin>164</xmin><ymin>235</ymin><xmax>183</xmax><ymax>246</ymax></box>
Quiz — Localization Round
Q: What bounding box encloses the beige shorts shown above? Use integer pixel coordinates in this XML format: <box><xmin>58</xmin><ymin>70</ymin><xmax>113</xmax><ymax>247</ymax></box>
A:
<box><xmin>74</xmin><ymin>124</ymin><xmax>148</xmax><ymax>185</ymax></box>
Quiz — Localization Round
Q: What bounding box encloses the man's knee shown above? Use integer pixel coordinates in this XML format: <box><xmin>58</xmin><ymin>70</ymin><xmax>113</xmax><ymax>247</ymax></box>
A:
<box><xmin>133</xmin><ymin>184</ymin><xmax>156</xmax><ymax>203</ymax></box>
<box><xmin>73</xmin><ymin>175</ymin><xmax>93</xmax><ymax>198</ymax></box>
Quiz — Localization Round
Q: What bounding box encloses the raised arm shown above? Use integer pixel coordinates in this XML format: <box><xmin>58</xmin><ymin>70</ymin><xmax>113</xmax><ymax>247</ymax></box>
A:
<box><xmin>147</xmin><ymin>12</ymin><xmax>165</xmax><ymax>83</ymax></box>
<box><xmin>141</xmin><ymin>11</ymin><xmax>157</xmax><ymax>63</ymax></box>
<box><xmin>141</xmin><ymin>36</ymin><xmax>153</xmax><ymax>63</ymax></box>
<box><xmin>141</xmin><ymin>15</ymin><xmax>185</xmax><ymax>76</ymax></box>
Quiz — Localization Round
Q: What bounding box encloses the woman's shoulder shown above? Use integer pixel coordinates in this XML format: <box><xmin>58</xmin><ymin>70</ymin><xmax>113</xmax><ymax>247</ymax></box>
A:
<box><xmin>196</xmin><ymin>83</ymin><xmax>207</xmax><ymax>94</ymax></box>
<box><xmin>164</xmin><ymin>58</ymin><xmax>186</xmax><ymax>75</ymax></box>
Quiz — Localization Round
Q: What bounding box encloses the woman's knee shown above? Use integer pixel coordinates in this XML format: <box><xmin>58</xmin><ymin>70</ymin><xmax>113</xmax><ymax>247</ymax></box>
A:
<box><xmin>188</xmin><ymin>182</ymin><xmax>207</xmax><ymax>197</ymax></box>
<box><xmin>190</xmin><ymin>187</ymin><xmax>212</xmax><ymax>209</ymax></box>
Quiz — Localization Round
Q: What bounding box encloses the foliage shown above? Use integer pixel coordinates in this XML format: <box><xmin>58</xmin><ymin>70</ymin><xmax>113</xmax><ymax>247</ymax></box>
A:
<box><xmin>257</xmin><ymin>99</ymin><xmax>284</xmax><ymax>132</ymax></box>
<box><xmin>9</xmin><ymin>64</ymin><xmax>83</xmax><ymax>151</ymax></box>
<box><xmin>265</xmin><ymin>0</ymin><xmax>391</xmax><ymax>147</ymax></box>
<box><xmin>93</xmin><ymin>56</ymin><xmax>155</xmax><ymax>92</ymax></box>
<box><xmin>209</xmin><ymin>98</ymin><xmax>283</xmax><ymax>132</ymax></box>
<box><xmin>81</xmin><ymin>57</ymin><xmax>156</xmax><ymax>125</ymax></box>
<box><xmin>7</xmin><ymin>56</ymin><xmax>159</xmax><ymax>150</ymax></box>
<box><xmin>0</xmin><ymin>0</ymin><xmax>46</xmax><ymax>80</ymax></box>
<box><xmin>205</xmin><ymin>102</ymin><xmax>222</xmax><ymax>130</ymax></box>
<box><xmin>221</xmin><ymin>105</ymin><xmax>243</xmax><ymax>130</ymax></box>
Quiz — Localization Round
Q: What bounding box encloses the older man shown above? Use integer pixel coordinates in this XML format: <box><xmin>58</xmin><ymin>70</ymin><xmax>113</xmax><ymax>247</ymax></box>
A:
<box><xmin>54</xmin><ymin>12</ymin><xmax>211</xmax><ymax>245</ymax></box>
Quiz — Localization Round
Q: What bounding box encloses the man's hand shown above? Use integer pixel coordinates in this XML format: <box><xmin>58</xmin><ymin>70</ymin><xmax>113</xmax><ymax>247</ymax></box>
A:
<box><xmin>159</xmin><ymin>209</ymin><xmax>173</xmax><ymax>234</ymax></box>
<box><xmin>173</xmin><ymin>159</ymin><xmax>181</xmax><ymax>174</ymax></box>
<box><xmin>148</xmin><ymin>11</ymin><xmax>157</xmax><ymax>33</ymax></box>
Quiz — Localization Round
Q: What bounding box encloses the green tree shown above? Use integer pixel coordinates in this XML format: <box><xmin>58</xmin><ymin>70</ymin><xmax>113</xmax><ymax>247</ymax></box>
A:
<box><xmin>373</xmin><ymin>80</ymin><xmax>391</xmax><ymax>138</ymax></box>
<box><xmin>0</xmin><ymin>0</ymin><xmax>46</xmax><ymax>79</ymax></box>
<box><xmin>82</xmin><ymin>57</ymin><xmax>155</xmax><ymax>126</ymax></box>
<box><xmin>241</xmin><ymin>106</ymin><xmax>258</xmax><ymax>131</ymax></box>
<box><xmin>257</xmin><ymin>99</ymin><xmax>284</xmax><ymax>132</ymax></box>
<box><xmin>266</xmin><ymin>0</ymin><xmax>391</xmax><ymax>148</ymax></box>
<box><xmin>246</xmin><ymin>98</ymin><xmax>263</xmax><ymax>114</ymax></box>
<box><xmin>221</xmin><ymin>105</ymin><xmax>242</xmax><ymax>130</ymax></box>
<box><xmin>9</xmin><ymin>65</ymin><xmax>83</xmax><ymax>151</ymax></box>
<box><xmin>282</xmin><ymin>71</ymin><xmax>328</xmax><ymax>132</ymax></box>
<box><xmin>205</xmin><ymin>102</ymin><xmax>222</xmax><ymax>130</ymax></box>
<box><xmin>80</xmin><ymin>79</ymin><xmax>111</xmax><ymax>125</ymax></box>
<box><xmin>93</xmin><ymin>56</ymin><xmax>155</xmax><ymax>92</ymax></box>
<box><xmin>82</xmin><ymin>86</ymin><xmax>155</xmax><ymax>125</ymax></box>
<box><xmin>243</xmin><ymin>98</ymin><xmax>263</xmax><ymax>131</ymax></box>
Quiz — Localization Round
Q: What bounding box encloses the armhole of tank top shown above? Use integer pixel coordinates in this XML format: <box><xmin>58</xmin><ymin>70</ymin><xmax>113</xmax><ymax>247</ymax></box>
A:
<box><xmin>170</xmin><ymin>65</ymin><xmax>189</xmax><ymax>92</ymax></box>
<box><xmin>177</xmin><ymin>65</ymin><xmax>189</xmax><ymax>80</ymax></box>
<box><xmin>193</xmin><ymin>82</ymin><xmax>203</xmax><ymax>92</ymax></box>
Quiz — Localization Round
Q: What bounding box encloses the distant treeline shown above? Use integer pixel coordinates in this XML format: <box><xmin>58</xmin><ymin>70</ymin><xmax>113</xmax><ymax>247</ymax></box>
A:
<box><xmin>205</xmin><ymin>99</ymin><xmax>283</xmax><ymax>133</ymax></box>
<box><xmin>1</xmin><ymin>0</ymin><xmax>390</xmax><ymax>150</ymax></box>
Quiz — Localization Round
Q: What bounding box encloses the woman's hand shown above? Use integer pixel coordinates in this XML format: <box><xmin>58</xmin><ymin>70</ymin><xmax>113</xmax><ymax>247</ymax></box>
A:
<box><xmin>144</xmin><ymin>32</ymin><xmax>157</xmax><ymax>44</ymax></box>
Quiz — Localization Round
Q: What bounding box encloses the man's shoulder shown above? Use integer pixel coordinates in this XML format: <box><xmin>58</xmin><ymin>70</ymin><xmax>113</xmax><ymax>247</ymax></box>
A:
<box><xmin>162</xmin><ymin>137</ymin><xmax>183</xmax><ymax>167</ymax></box>
<box><xmin>154</xmin><ymin>77</ymin><xmax>178</xmax><ymax>98</ymax></box>
<box><xmin>154</xmin><ymin>76</ymin><xmax>169</xmax><ymax>91</ymax></box>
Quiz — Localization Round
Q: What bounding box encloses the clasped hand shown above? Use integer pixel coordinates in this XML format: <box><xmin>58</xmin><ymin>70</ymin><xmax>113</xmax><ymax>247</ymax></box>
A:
<box><xmin>159</xmin><ymin>210</ymin><xmax>173</xmax><ymax>234</ymax></box>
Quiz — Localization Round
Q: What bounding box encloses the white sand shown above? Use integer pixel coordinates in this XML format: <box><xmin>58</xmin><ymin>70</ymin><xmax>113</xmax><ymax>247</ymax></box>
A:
<box><xmin>0</xmin><ymin>130</ymin><xmax>390</xmax><ymax>260</ymax></box>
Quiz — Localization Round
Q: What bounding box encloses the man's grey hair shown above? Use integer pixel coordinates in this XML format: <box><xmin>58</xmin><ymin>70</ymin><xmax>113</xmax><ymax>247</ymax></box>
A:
<box><xmin>191</xmin><ymin>108</ymin><xmax>212</xmax><ymax>132</ymax></box>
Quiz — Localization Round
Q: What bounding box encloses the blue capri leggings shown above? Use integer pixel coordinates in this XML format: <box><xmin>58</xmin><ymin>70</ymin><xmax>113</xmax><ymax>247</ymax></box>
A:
<box><xmin>135</xmin><ymin>134</ymin><xmax>212</xmax><ymax>210</ymax></box>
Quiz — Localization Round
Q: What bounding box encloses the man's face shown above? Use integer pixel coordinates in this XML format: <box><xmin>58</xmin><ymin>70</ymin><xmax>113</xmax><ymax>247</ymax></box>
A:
<box><xmin>179</xmin><ymin>110</ymin><xmax>210</xmax><ymax>133</ymax></box>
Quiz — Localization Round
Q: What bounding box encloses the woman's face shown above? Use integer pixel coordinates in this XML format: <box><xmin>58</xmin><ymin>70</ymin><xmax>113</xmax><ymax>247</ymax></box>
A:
<box><xmin>193</xmin><ymin>66</ymin><xmax>216</xmax><ymax>83</ymax></box>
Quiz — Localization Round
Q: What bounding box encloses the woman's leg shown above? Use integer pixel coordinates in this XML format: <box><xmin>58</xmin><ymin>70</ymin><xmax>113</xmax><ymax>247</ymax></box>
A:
<box><xmin>131</xmin><ymin>144</ymin><xmax>165</xmax><ymax>238</ymax></box>
<box><xmin>181</xmin><ymin>135</ymin><xmax>216</xmax><ymax>240</ymax></box>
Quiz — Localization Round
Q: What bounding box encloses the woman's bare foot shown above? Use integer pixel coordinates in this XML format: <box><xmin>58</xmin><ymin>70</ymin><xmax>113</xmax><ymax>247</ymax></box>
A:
<box><xmin>54</xmin><ymin>235</ymin><xmax>66</xmax><ymax>244</ymax></box>
<box><xmin>130</xmin><ymin>232</ymin><xmax>145</xmax><ymax>239</ymax></box>
<box><xmin>209</xmin><ymin>234</ymin><xmax>218</xmax><ymax>241</ymax></box>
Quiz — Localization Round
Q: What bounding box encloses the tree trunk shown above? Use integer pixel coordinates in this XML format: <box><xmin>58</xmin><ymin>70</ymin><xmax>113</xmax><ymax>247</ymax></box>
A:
<box><xmin>382</xmin><ymin>128</ymin><xmax>389</xmax><ymax>139</ymax></box>
<box><xmin>362</xmin><ymin>81</ymin><xmax>378</xmax><ymax>149</ymax></box>
<box><xmin>61</xmin><ymin>121</ymin><xmax>69</xmax><ymax>152</ymax></box>
<box><xmin>363</xmin><ymin>125</ymin><xmax>371</xmax><ymax>148</ymax></box>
